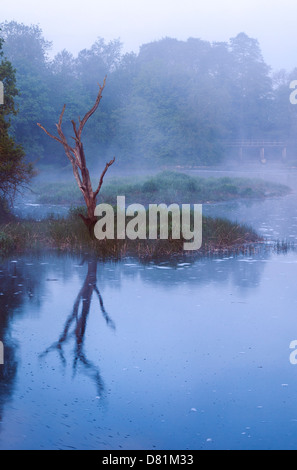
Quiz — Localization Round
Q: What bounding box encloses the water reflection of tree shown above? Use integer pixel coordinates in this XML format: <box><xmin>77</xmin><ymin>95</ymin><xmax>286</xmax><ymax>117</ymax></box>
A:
<box><xmin>40</xmin><ymin>260</ymin><xmax>115</xmax><ymax>397</ymax></box>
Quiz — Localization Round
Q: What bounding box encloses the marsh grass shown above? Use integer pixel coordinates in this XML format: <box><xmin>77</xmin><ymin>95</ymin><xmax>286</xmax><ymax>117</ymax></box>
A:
<box><xmin>34</xmin><ymin>171</ymin><xmax>290</xmax><ymax>206</ymax></box>
<box><xmin>0</xmin><ymin>208</ymin><xmax>260</xmax><ymax>259</ymax></box>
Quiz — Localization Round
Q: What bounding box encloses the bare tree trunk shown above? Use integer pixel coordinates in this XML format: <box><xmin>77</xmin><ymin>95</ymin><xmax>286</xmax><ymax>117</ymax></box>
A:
<box><xmin>37</xmin><ymin>77</ymin><xmax>115</xmax><ymax>235</ymax></box>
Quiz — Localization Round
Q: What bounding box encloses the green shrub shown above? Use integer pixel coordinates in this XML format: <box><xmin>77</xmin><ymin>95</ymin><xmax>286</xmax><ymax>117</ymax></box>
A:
<box><xmin>142</xmin><ymin>180</ymin><xmax>158</xmax><ymax>193</ymax></box>
<box><xmin>0</xmin><ymin>198</ymin><xmax>13</xmax><ymax>223</ymax></box>
<box><xmin>240</xmin><ymin>187</ymin><xmax>253</xmax><ymax>197</ymax></box>
<box><xmin>0</xmin><ymin>231</ymin><xmax>15</xmax><ymax>254</ymax></box>
<box><xmin>221</xmin><ymin>184</ymin><xmax>238</xmax><ymax>195</ymax></box>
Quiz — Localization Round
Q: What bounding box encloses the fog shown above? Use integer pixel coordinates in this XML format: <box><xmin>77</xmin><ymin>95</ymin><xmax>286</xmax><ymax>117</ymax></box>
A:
<box><xmin>2</xmin><ymin>0</ymin><xmax>297</xmax><ymax>71</ymax></box>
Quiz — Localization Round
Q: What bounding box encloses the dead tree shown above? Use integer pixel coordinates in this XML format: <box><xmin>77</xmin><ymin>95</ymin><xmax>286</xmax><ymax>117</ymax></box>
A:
<box><xmin>37</xmin><ymin>77</ymin><xmax>115</xmax><ymax>234</ymax></box>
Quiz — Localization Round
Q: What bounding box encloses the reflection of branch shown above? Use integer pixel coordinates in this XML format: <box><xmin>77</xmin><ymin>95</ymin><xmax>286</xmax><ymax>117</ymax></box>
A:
<box><xmin>40</xmin><ymin>260</ymin><xmax>115</xmax><ymax>397</ymax></box>
<box><xmin>94</xmin><ymin>285</ymin><xmax>116</xmax><ymax>330</ymax></box>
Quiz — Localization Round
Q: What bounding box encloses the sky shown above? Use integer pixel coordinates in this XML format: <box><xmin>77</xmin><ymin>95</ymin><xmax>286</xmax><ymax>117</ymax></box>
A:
<box><xmin>1</xmin><ymin>0</ymin><xmax>297</xmax><ymax>71</ymax></box>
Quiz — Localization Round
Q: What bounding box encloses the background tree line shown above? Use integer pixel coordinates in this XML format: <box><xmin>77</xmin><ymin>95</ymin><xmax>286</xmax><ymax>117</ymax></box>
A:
<box><xmin>0</xmin><ymin>29</ymin><xmax>34</xmax><ymax>218</ymax></box>
<box><xmin>1</xmin><ymin>20</ymin><xmax>297</xmax><ymax>170</ymax></box>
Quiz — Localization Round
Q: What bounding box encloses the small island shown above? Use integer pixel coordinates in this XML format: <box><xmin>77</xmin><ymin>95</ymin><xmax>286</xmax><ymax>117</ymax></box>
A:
<box><xmin>0</xmin><ymin>170</ymin><xmax>290</xmax><ymax>258</ymax></box>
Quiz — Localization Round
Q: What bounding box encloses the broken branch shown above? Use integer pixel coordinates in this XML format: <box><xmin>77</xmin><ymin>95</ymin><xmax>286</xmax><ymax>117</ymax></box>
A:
<box><xmin>94</xmin><ymin>157</ymin><xmax>116</xmax><ymax>198</ymax></box>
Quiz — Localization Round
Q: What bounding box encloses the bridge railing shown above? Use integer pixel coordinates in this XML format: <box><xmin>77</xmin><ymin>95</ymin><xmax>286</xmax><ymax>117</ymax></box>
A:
<box><xmin>222</xmin><ymin>141</ymin><xmax>287</xmax><ymax>148</ymax></box>
<box><xmin>220</xmin><ymin>140</ymin><xmax>288</xmax><ymax>161</ymax></box>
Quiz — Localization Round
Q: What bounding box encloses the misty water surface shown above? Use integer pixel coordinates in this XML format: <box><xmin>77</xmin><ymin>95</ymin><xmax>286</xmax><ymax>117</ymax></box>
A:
<box><xmin>1</xmin><ymin>168</ymin><xmax>297</xmax><ymax>450</ymax></box>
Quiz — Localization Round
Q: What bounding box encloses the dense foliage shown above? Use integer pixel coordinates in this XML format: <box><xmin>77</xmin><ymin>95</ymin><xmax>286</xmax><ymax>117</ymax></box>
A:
<box><xmin>1</xmin><ymin>21</ymin><xmax>297</xmax><ymax>169</ymax></box>
<box><xmin>0</xmin><ymin>32</ymin><xmax>34</xmax><ymax>211</ymax></box>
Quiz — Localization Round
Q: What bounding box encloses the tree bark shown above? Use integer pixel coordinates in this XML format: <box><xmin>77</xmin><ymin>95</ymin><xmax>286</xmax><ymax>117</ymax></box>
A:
<box><xmin>37</xmin><ymin>77</ymin><xmax>115</xmax><ymax>235</ymax></box>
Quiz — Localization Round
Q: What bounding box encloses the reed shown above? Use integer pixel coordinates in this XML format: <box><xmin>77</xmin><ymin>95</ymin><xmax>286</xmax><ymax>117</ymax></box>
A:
<box><xmin>0</xmin><ymin>210</ymin><xmax>260</xmax><ymax>259</ymax></box>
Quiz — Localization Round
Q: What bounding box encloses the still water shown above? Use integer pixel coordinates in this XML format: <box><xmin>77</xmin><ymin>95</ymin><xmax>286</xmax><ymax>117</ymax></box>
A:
<box><xmin>1</xmin><ymin>170</ymin><xmax>297</xmax><ymax>450</ymax></box>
